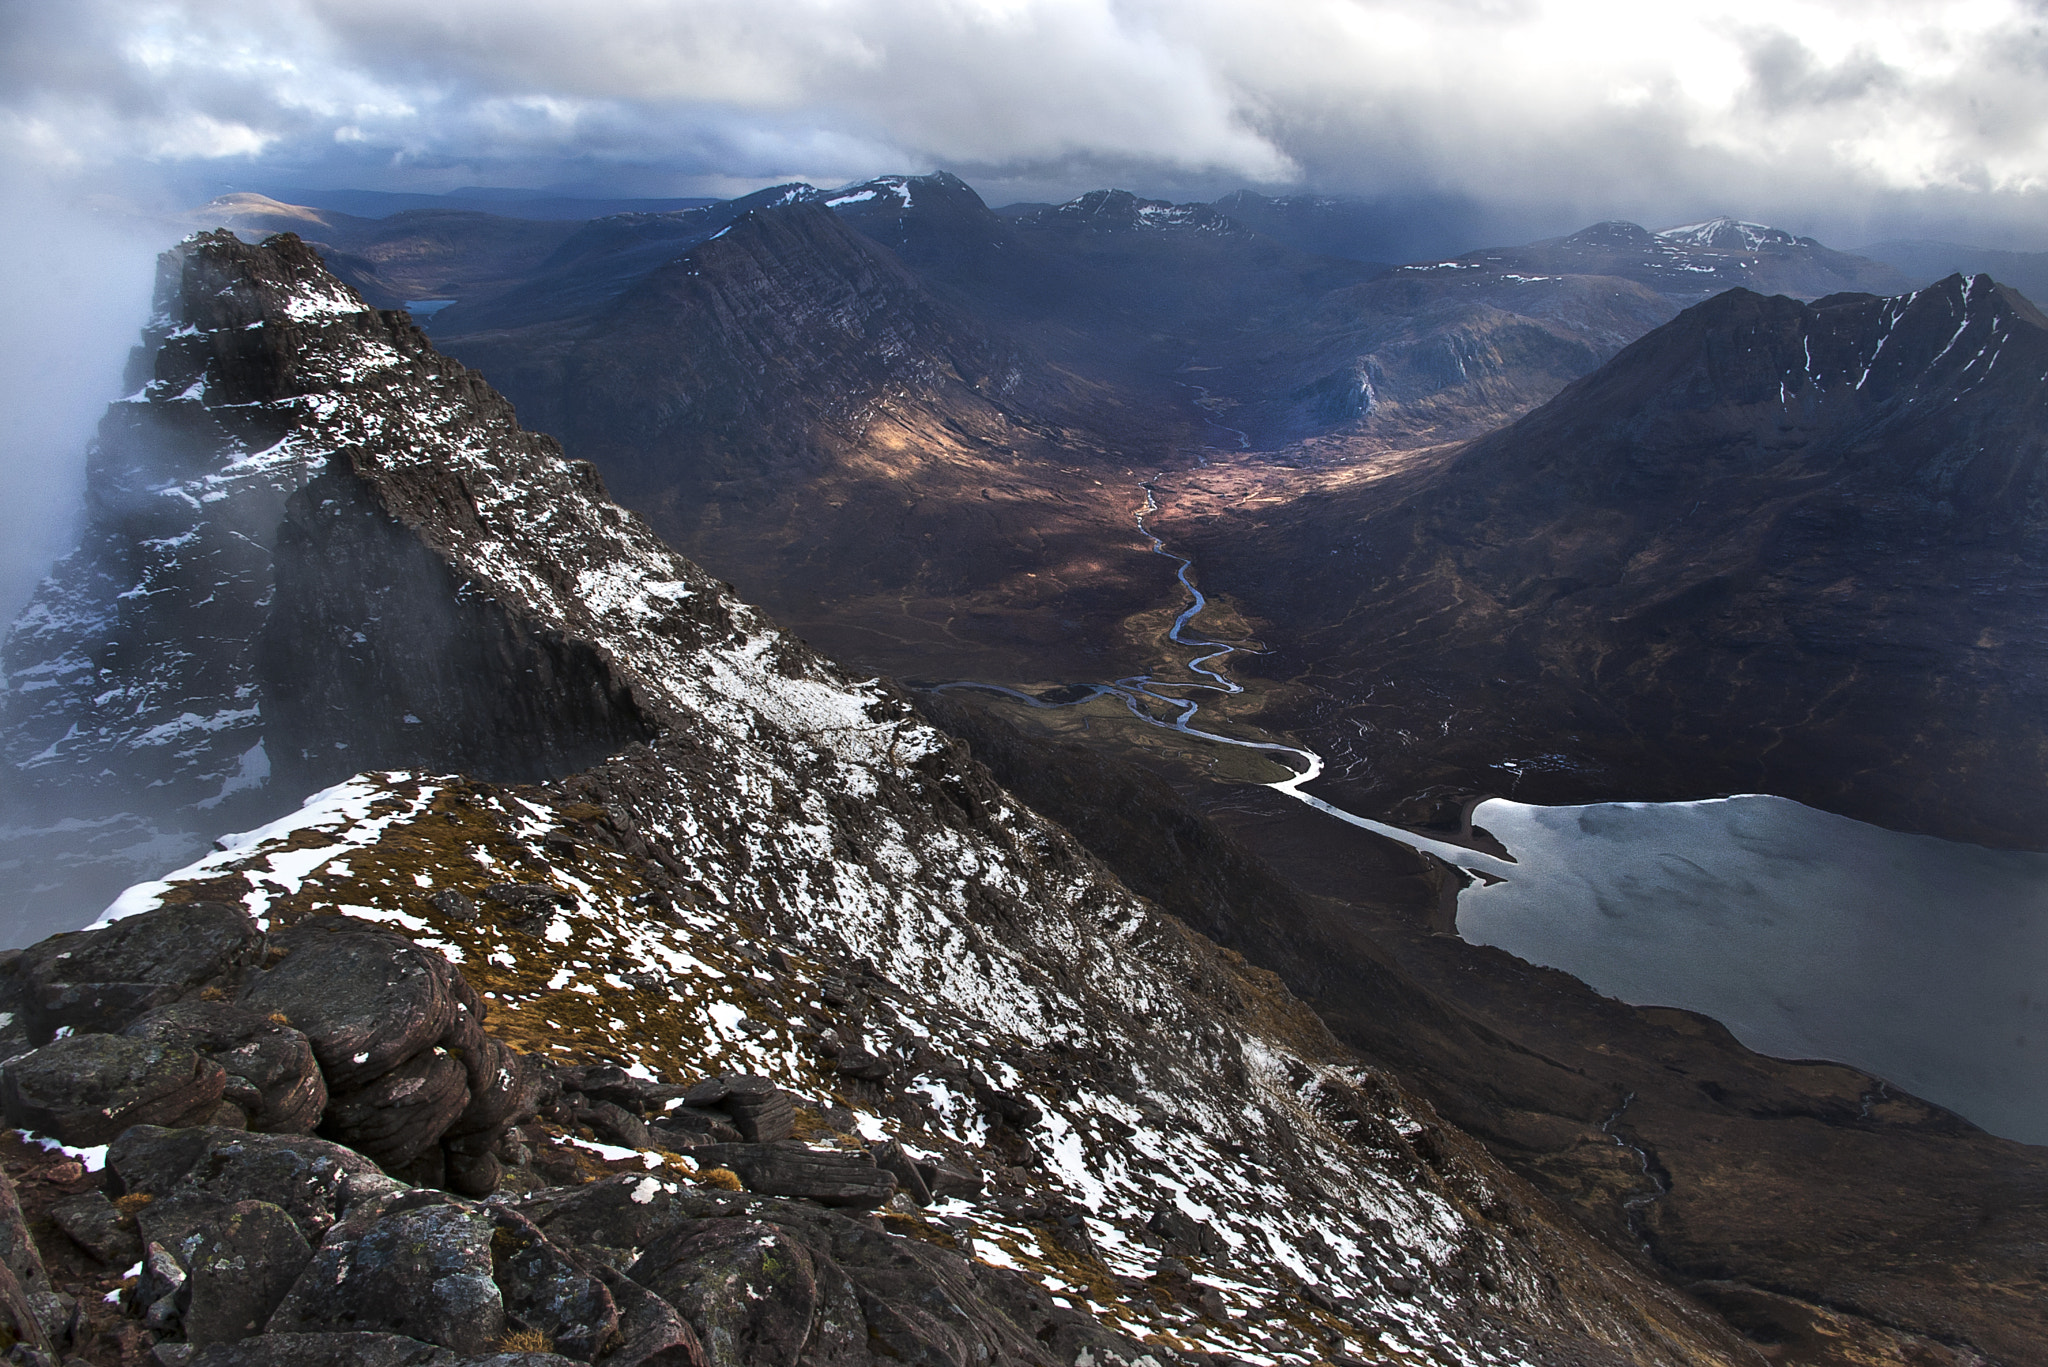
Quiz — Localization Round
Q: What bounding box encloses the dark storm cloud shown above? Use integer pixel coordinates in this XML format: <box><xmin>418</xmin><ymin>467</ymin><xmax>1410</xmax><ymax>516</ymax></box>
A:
<box><xmin>5</xmin><ymin>1</ymin><xmax>2048</xmax><ymax>235</ymax></box>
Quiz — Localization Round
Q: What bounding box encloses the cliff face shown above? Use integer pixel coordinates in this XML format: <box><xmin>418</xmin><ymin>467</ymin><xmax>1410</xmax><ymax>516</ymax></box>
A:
<box><xmin>0</xmin><ymin>231</ymin><xmax>1762</xmax><ymax>1365</ymax></box>
<box><xmin>0</xmin><ymin>234</ymin><xmax>663</xmax><ymax>933</ymax></box>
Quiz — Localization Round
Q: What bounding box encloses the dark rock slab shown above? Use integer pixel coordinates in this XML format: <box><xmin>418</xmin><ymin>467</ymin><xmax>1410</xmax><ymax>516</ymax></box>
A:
<box><xmin>0</xmin><ymin>1257</ymin><xmax>53</xmax><ymax>1361</ymax></box>
<box><xmin>0</xmin><ymin>1168</ymin><xmax>49</xmax><ymax>1294</ymax></box>
<box><xmin>178</xmin><ymin>1200</ymin><xmax>313</xmax><ymax>1346</ymax></box>
<box><xmin>627</xmin><ymin>1220</ymin><xmax>836</xmax><ymax>1367</ymax></box>
<box><xmin>109</xmin><ymin>1126</ymin><xmax>402</xmax><ymax>1242</ymax></box>
<box><xmin>579</xmin><ymin>1100</ymin><xmax>651</xmax><ymax>1152</ymax></box>
<box><xmin>267</xmin><ymin>1194</ymin><xmax>504</xmax><ymax>1353</ymax></box>
<box><xmin>677</xmin><ymin>1076</ymin><xmax>793</xmax><ymax>1144</ymax></box>
<box><xmin>237</xmin><ymin>918</ymin><xmax>460</xmax><ymax>1090</ymax></box>
<box><xmin>1</xmin><ymin>1035</ymin><xmax>226</xmax><ymax>1145</ymax></box>
<box><xmin>126</xmin><ymin>1001</ymin><xmax>328</xmax><ymax>1134</ymax></box>
<box><xmin>589</xmin><ymin>1262</ymin><xmax>708</xmax><ymax>1367</ymax></box>
<box><xmin>512</xmin><ymin>1174</ymin><xmax>700</xmax><ymax>1258</ymax></box>
<box><xmin>919</xmin><ymin>1160</ymin><xmax>983</xmax><ymax>1202</ymax></box>
<box><xmin>446</xmin><ymin>1038</ymin><xmax>538</xmax><ymax>1141</ymax></box>
<box><xmin>188</xmin><ymin>1330</ymin><xmax>457</xmax><ymax>1366</ymax></box>
<box><xmin>722</xmin><ymin>1092</ymin><xmax>794</xmax><ymax>1145</ymax></box>
<box><xmin>51</xmin><ymin>1189</ymin><xmax>141</xmax><ymax>1267</ymax></box>
<box><xmin>831</xmin><ymin>1048</ymin><xmax>889</xmax><ymax>1083</ymax></box>
<box><xmin>648</xmin><ymin>1109</ymin><xmax>741</xmax><ymax>1147</ymax></box>
<box><xmin>866</xmin><ymin>1143</ymin><xmax>929</xmax><ymax>1206</ymax></box>
<box><xmin>15</xmin><ymin>903</ymin><xmax>262</xmax><ymax>1041</ymax></box>
<box><xmin>488</xmin><ymin>1207</ymin><xmax>618</xmax><ymax>1361</ymax></box>
<box><xmin>563</xmin><ymin>1065</ymin><xmax>654</xmax><ymax>1113</ymax></box>
<box><xmin>320</xmin><ymin>1049</ymin><xmax>471</xmax><ymax>1169</ymax></box>
<box><xmin>688</xmin><ymin>1145</ymin><xmax>895</xmax><ymax>1210</ymax></box>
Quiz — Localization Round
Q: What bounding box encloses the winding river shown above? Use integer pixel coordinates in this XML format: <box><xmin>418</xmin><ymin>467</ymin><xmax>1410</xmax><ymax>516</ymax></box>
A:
<box><xmin>935</xmin><ymin>482</ymin><xmax>1510</xmax><ymax>876</ymax></box>
<box><xmin>938</xmin><ymin>478</ymin><xmax>2048</xmax><ymax>1146</ymax></box>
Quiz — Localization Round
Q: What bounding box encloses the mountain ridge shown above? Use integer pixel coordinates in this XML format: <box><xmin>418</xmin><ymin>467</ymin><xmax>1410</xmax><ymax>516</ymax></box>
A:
<box><xmin>0</xmin><ymin>228</ymin><xmax>1772</xmax><ymax>1366</ymax></box>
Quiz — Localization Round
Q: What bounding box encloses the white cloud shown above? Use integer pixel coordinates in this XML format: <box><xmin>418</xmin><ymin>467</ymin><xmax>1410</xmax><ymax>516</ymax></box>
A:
<box><xmin>1</xmin><ymin>0</ymin><xmax>2045</xmax><ymax>237</ymax></box>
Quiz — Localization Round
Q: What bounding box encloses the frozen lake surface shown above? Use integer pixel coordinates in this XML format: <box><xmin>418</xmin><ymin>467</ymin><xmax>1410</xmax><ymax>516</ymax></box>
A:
<box><xmin>1458</xmin><ymin>795</ymin><xmax>2048</xmax><ymax>1145</ymax></box>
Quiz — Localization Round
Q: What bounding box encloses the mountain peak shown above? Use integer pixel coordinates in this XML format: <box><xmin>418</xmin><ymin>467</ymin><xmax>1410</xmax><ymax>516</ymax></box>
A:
<box><xmin>1024</xmin><ymin>188</ymin><xmax>1243</xmax><ymax>235</ymax></box>
<box><xmin>1655</xmin><ymin>216</ymin><xmax>1803</xmax><ymax>251</ymax></box>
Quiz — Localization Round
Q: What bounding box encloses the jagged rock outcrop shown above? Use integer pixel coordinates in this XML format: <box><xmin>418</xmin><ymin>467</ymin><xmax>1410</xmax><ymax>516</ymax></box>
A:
<box><xmin>0</xmin><ymin>233</ymin><xmax>654</xmax><ymax>938</ymax></box>
<box><xmin>0</xmin><ymin>231</ymin><xmax>1761</xmax><ymax>1365</ymax></box>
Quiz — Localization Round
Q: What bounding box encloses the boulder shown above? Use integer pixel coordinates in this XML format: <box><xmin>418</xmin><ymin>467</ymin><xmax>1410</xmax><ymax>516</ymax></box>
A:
<box><xmin>867</xmin><ymin>1143</ymin><xmax>931</xmax><ymax>1206</ymax></box>
<box><xmin>563</xmin><ymin>1065</ymin><xmax>655</xmax><ymax>1113</ymax></box>
<box><xmin>266</xmin><ymin>1193</ymin><xmax>504</xmax><ymax>1354</ymax></box>
<box><xmin>687</xmin><ymin>1145</ymin><xmax>896</xmax><ymax>1210</ymax></box>
<box><xmin>832</xmin><ymin>1048</ymin><xmax>890</xmax><ymax>1084</ymax></box>
<box><xmin>627</xmin><ymin>1221</ymin><xmax>832</xmax><ymax>1367</ymax></box>
<box><xmin>108</xmin><ymin>1126</ymin><xmax>402</xmax><ymax>1242</ymax></box>
<box><xmin>188</xmin><ymin>1330</ymin><xmax>458</xmax><ymax>1366</ymax></box>
<box><xmin>176</xmin><ymin>1199</ymin><xmax>314</xmax><ymax>1346</ymax></box>
<box><xmin>1</xmin><ymin>1035</ymin><xmax>226</xmax><ymax>1145</ymax></box>
<box><xmin>237</xmin><ymin>918</ymin><xmax>460</xmax><ymax>1090</ymax></box>
<box><xmin>722</xmin><ymin>1092</ymin><xmax>794</xmax><ymax>1145</ymax></box>
<box><xmin>320</xmin><ymin>1049</ymin><xmax>471</xmax><ymax>1170</ymax></box>
<box><xmin>429</xmin><ymin>890</ymin><xmax>480</xmax><ymax>923</ymax></box>
<box><xmin>50</xmin><ymin>1190</ymin><xmax>142</xmax><ymax>1267</ymax></box>
<box><xmin>511</xmin><ymin>1174</ymin><xmax>698</xmax><ymax>1257</ymax></box>
<box><xmin>676</xmin><ymin>1076</ymin><xmax>794</xmax><ymax>1144</ymax></box>
<box><xmin>445</xmin><ymin>1038</ymin><xmax>538</xmax><ymax>1141</ymax></box>
<box><xmin>125</xmin><ymin>1001</ymin><xmax>328</xmax><ymax>1134</ymax></box>
<box><xmin>483</xmin><ymin>885</ymin><xmax>573</xmax><ymax>937</ymax></box>
<box><xmin>487</xmin><ymin>1207</ymin><xmax>618</xmax><ymax>1361</ymax></box>
<box><xmin>919</xmin><ymin>1160</ymin><xmax>984</xmax><ymax>1202</ymax></box>
<box><xmin>648</xmin><ymin>1109</ymin><xmax>741</xmax><ymax>1147</ymax></box>
<box><xmin>14</xmin><ymin>902</ymin><xmax>262</xmax><ymax>1041</ymax></box>
<box><xmin>589</xmin><ymin>1261</ymin><xmax>709</xmax><ymax>1367</ymax></box>
<box><xmin>0</xmin><ymin>1257</ymin><xmax>53</xmax><ymax>1362</ymax></box>
<box><xmin>578</xmin><ymin>1100</ymin><xmax>651</xmax><ymax>1152</ymax></box>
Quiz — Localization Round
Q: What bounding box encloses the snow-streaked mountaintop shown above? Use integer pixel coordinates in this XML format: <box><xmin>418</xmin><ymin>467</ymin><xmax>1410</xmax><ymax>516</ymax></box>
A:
<box><xmin>1654</xmin><ymin>217</ymin><xmax>1805</xmax><ymax>252</ymax></box>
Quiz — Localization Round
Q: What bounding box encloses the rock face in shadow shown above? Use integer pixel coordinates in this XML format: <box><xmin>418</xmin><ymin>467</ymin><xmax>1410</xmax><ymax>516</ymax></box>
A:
<box><xmin>0</xmin><ymin>231</ymin><xmax>655</xmax><ymax>938</ymax></box>
<box><xmin>1181</xmin><ymin>274</ymin><xmax>2048</xmax><ymax>848</ymax></box>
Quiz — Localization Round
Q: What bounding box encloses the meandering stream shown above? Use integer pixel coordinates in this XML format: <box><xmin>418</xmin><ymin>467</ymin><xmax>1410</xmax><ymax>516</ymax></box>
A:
<box><xmin>935</xmin><ymin>481</ymin><xmax>1510</xmax><ymax>875</ymax></box>
<box><xmin>938</xmin><ymin>476</ymin><xmax>2048</xmax><ymax>1146</ymax></box>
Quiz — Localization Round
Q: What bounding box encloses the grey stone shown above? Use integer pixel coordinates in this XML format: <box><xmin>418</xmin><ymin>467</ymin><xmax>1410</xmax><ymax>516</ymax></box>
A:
<box><xmin>237</xmin><ymin>918</ymin><xmax>460</xmax><ymax>1091</ymax></box>
<box><xmin>688</xmin><ymin>1145</ymin><xmax>896</xmax><ymax>1210</ymax></box>
<box><xmin>50</xmin><ymin>1191</ymin><xmax>141</xmax><ymax>1267</ymax></box>
<box><xmin>15</xmin><ymin>903</ymin><xmax>262</xmax><ymax>1042</ymax></box>
<box><xmin>627</xmin><ymin>1221</ymin><xmax>830</xmax><ymax>1367</ymax></box>
<box><xmin>866</xmin><ymin>1143</ymin><xmax>930</xmax><ymax>1206</ymax></box>
<box><xmin>486</xmin><ymin>1207</ymin><xmax>617</xmax><ymax>1361</ymax></box>
<box><xmin>108</xmin><ymin>1126</ymin><xmax>400</xmax><ymax>1242</ymax></box>
<box><xmin>267</xmin><ymin>1194</ymin><xmax>504</xmax><ymax>1353</ymax></box>
<box><xmin>188</xmin><ymin>1330</ymin><xmax>457</xmax><ymax>1366</ymax></box>
<box><xmin>125</xmin><ymin>1002</ymin><xmax>327</xmax><ymax>1135</ymax></box>
<box><xmin>320</xmin><ymin>1049</ymin><xmax>471</xmax><ymax>1169</ymax></box>
<box><xmin>1</xmin><ymin>1036</ymin><xmax>226</xmax><ymax>1146</ymax></box>
<box><xmin>177</xmin><ymin>1201</ymin><xmax>314</xmax><ymax>1346</ymax></box>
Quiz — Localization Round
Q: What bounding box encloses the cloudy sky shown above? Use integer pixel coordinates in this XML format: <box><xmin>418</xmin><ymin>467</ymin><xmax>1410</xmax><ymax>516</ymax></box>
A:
<box><xmin>5</xmin><ymin>0</ymin><xmax>2048</xmax><ymax>244</ymax></box>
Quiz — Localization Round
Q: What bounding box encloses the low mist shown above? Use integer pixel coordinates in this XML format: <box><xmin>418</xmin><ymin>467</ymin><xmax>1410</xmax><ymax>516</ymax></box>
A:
<box><xmin>0</xmin><ymin>175</ymin><xmax>163</xmax><ymax>632</ymax></box>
